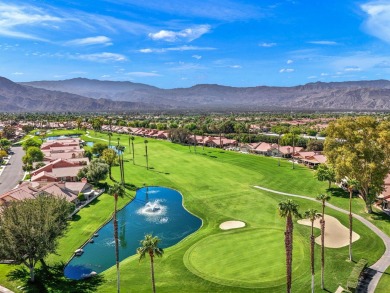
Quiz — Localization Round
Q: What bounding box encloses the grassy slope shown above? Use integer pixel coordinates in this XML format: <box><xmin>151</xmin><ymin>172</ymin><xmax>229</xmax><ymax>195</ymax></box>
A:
<box><xmin>0</xmin><ymin>130</ymin><xmax>387</xmax><ymax>293</ymax></box>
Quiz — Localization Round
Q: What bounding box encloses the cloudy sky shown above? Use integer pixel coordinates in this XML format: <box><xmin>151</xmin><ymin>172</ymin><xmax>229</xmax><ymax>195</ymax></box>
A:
<box><xmin>1</xmin><ymin>0</ymin><xmax>390</xmax><ymax>88</ymax></box>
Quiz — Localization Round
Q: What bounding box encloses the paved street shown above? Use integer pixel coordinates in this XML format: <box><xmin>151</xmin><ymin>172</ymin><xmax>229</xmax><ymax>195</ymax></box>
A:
<box><xmin>0</xmin><ymin>146</ymin><xmax>25</xmax><ymax>195</ymax></box>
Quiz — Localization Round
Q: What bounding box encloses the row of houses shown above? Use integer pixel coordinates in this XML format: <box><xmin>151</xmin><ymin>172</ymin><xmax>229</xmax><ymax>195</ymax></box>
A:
<box><xmin>0</xmin><ymin>137</ymin><xmax>91</xmax><ymax>207</ymax></box>
<box><xmin>241</xmin><ymin>142</ymin><xmax>327</xmax><ymax>167</ymax></box>
<box><xmin>100</xmin><ymin>125</ymin><xmax>239</xmax><ymax>148</ymax></box>
<box><xmin>0</xmin><ymin>179</ymin><xmax>94</xmax><ymax>206</ymax></box>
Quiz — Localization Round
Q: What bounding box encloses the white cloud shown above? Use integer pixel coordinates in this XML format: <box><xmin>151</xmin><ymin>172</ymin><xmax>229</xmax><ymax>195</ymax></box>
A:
<box><xmin>126</xmin><ymin>72</ymin><xmax>161</xmax><ymax>77</ymax></box>
<box><xmin>279</xmin><ymin>68</ymin><xmax>295</xmax><ymax>73</ymax></box>
<box><xmin>321</xmin><ymin>73</ymin><xmax>329</xmax><ymax>76</ymax></box>
<box><xmin>192</xmin><ymin>55</ymin><xmax>202</xmax><ymax>59</ymax></box>
<box><xmin>230</xmin><ymin>65</ymin><xmax>242</xmax><ymax>68</ymax></box>
<box><xmin>101</xmin><ymin>75</ymin><xmax>111</xmax><ymax>78</ymax></box>
<box><xmin>0</xmin><ymin>3</ymin><xmax>62</xmax><ymax>40</ymax></box>
<box><xmin>287</xmin><ymin>59</ymin><xmax>294</xmax><ymax>64</ymax></box>
<box><xmin>308</xmin><ymin>40</ymin><xmax>338</xmax><ymax>45</ymax></box>
<box><xmin>308</xmin><ymin>76</ymin><xmax>317</xmax><ymax>79</ymax></box>
<box><xmin>139</xmin><ymin>48</ymin><xmax>154</xmax><ymax>53</ymax></box>
<box><xmin>148</xmin><ymin>25</ymin><xmax>211</xmax><ymax>42</ymax></box>
<box><xmin>12</xmin><ymin>72</ymin><xmax>24</xmax><ymax>75</ymax></box>
<box><xmin>73</xmin><ymin>52</ymin><xmax>127</xmax><ymax>62</ymax></box>
<box><xmin>259</xmin><ymin>42</ymin><xmax>276</xmax><ymax>47</ymax></box>
<box><xmin>65</xmin><ymin>36</ymin><xmax>112</xmax><ymax>46</ymax></box>
<box><xmin>138</xmin><ymin>45</ymin><xmax>215</xmax><ymax>53</ymax></box>
<box><xmin>344</xmin><ymin>66</ymin><xmax>362</xmax><ymax>72</ymax></box>
<box><xmin>361</xmin><ymin>2</ymin><xmax>390</xmax><ymax>43</ymax></box>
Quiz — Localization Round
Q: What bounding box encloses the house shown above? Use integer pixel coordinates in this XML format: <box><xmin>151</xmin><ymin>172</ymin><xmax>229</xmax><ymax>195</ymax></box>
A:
<box><xmin>0</xmin><ymin>181</ymin><xmax>88</xmax><ymax>205</ymax></box>
<box><xmin>41</xmin><ymin>138</ymin><xmax>85</xmax><ymax>161</ymax></box>
<box><xmin>293</xmin><ymin>151</ymin><xmax>327</xmax><ymax>167</ymax></box>
<box><xmin>31</xmin><ymin>158</ymin><xmax>86</xmax><ymax>182</ymax></box>
<box><xmin>378</xmin><ymin>174</ymin><xmax>390</xmax><ymax>209</ymax></box>
<box><xmin>253</xmin><ymin>143</ymin><xmax>303</xmax><ymax>157</ymax></box>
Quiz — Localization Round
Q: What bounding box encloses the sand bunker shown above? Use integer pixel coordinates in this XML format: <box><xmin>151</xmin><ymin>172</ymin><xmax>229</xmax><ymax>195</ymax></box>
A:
<box><xmin>219</xmin><ymin>220</ymin><xmax>246</xmax><ymax>230</ymax></box>
<box><xmin>298</xmin><ymin>214</ymin><xmax>360</xmax><ymax>248</ymax></box>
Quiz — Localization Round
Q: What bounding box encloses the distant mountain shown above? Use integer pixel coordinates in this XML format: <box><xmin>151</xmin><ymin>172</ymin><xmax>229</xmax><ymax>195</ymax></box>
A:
<box><xmin>0</xmin><ymin>77</ymin><xmax>162</xmax><ymax>112</ymax></box>
<box><xmin>10</xmin><ymin>77</ymin><xmax>390</xmax><ymax>111</ymax></box>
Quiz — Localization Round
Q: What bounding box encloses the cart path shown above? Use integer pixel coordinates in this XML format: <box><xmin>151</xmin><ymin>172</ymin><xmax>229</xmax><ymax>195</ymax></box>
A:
<box><xmin>253</xmin><ymin>185</ymin><xmax>390</xmax><ymax>293</ymax></box>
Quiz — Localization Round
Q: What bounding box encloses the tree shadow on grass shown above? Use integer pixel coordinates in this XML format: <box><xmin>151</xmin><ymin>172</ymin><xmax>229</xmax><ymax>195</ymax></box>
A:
<box><xmin>370</xmin><ymin>210</ymin><xmax>390</xmax><ymax>223</ymax></box>
<box><xmin>7</xmin><ymin>263</ymin><xmax>105</xmax><ymax>293</ymax></box>
<box><xmin>327</xmin><ymin>187</ymin><xmax>349</xmax><ymax>198</ymax></box>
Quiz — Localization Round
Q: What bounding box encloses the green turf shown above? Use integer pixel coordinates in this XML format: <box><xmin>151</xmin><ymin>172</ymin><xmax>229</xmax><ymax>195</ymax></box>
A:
<box><xmin>376</xmin><ymin>267</ymin><xmax>390</xmax><ymax>293</ymax></box>
<box><xmin>184</xmin><ymin>228</ymin><xmax>305</xmax><ymax>288</ymax></box>
<box><xmin>0</xmin><ymin>130</ymin><xmax>388</xmax><ymax>293</ymax></box>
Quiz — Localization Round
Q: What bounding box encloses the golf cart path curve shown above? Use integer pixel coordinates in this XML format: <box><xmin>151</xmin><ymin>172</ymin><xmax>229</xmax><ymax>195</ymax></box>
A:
<box><xmin>254</xmin><ymin>185</ymin><xmax>390</xmax><ymax>293</ymax></box>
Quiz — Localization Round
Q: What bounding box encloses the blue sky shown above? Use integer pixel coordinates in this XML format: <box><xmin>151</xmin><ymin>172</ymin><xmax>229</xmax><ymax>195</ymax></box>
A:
<box><xmin>1</xmin><ymin>0</ymin><xmax>390</xmax><ymax>88</ymax></box>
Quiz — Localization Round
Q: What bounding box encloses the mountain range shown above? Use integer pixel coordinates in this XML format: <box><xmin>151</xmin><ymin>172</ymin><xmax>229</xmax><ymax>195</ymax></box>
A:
<box><xmin>1</xmin><ymin>76</ymin><xmax>390</xmax><ymax>112</ymax></box>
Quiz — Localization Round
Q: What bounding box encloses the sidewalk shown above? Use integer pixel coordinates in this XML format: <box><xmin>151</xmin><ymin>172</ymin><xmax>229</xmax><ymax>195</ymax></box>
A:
<box><xmin>0</xmin><ymin>285</ymin><xmax>14</xmax><ymax>293</ymax></box>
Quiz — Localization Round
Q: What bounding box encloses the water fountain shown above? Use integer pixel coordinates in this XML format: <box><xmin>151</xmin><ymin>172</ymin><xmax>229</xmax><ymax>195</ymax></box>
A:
<box><xmin>64</xmin><ymin>187</ymin><xmax>202</xmax><ymax>280</ymax></box>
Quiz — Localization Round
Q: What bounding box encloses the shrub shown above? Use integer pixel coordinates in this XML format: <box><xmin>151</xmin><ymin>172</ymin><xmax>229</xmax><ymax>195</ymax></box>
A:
<box><xmin>347</xmin><ymin>258</ymin><xmax>368</xmax><ymax>292</ymax></box>
<box><xmin>78</xmin><ymin>192</ymin><xmax>85</xmax><ymax>201</ymax></box>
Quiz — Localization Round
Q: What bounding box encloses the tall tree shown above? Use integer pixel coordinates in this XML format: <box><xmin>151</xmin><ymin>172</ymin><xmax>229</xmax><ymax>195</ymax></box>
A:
<box><xmin>345</xmin><ymin>178</ymin><xmax>359</xmax><ymax>261</ymax></box>
<box><xmin>315</xmin><ymin>164</ymin><xmax>336</xmax><ymax>189</ymax></box>
<box><xmin>102</xmin><ymin>148</ymin><xmax>118</xmax><ymax>181</ymax></box>
<box><xmin>22</xmin><ymin>146</ymin><xmax>44</xmax><ymax>165</ymax></box>
<box><xmin>304</xmin><ymin>209</ymin><xmax>321</xmax><ymax>293</ymax></box>
<box><xmin>291</xmin><ymin>127</ymin><xmax>301</xmax><ymax>170</ymax></box>
<box><xmin>108</xmin><ymin>132</ymin><xmax>113</xmax><ymax>148</ymax></box>
<box><xmin>77</xmin><ymin>158</ymin><xmax>109</xmax><ymax>183</ymax></box>
<box><xmin>278</xmin><ymin>199</ymin><xmax>301</xmax><ymax>293</ymax></box>
<box><xmin>137</xmin><ymin>234</ymin><xmax>164</xmax><ymax>293</ymax></box>
<box><xmin>108</xmin><ymin>183</ymin><xmax>126</xmax><ymax>293</ymax></box>
<box><xmin>0</xmin><ymin>194</ymin><xmax>73</xmax><ymax>282</ymax></box>
<box><xmin>144</xmin><ymin>139</ymin><xmax>149</xmax><ymax>170</ymax></box>
<box><xmin>316</xmin><ymin>193</ymin><xmax>331</xmax><ymax>289</ymax></box>
<box><xmin>131</xmin><ymin>136</ymin><xmax>135</xmax><ymax>165</ymax></box>
<box><xmin>324</xmin><ymin>116</ymin><xmax>390</xmax><ymax>213</ymax></box>
<box><xmin>91</xmin><ymin>142</ymin><xmax>108</xmax><ymax>157</ymax></box>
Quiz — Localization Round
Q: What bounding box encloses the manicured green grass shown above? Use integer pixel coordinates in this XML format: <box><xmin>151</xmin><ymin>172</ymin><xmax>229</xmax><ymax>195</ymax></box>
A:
<box><xmin>0</xmin><ymin>129</ymin><xmax>388</xmax><ymax>293</ymax></box>
<box><xmin>184</xmin><ymin>228</ymin><xmax>305</xmax><ymax>288</ymax></box>
<box><xmin>376</xmin><ymin>267</ymin><xmax>390</xmax><ymax>292</ymax></box>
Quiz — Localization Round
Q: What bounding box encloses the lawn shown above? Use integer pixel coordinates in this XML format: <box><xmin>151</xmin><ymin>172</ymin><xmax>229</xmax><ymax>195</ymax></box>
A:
<box><xmin>0</xmin><ymin>130</ymin><xmax>388</xmax><ymax>292</ymax></box>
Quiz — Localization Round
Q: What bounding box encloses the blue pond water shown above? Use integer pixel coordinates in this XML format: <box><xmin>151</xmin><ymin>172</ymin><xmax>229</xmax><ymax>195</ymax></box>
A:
<box><xmin>64</xmin><ymin>187</ymin><xmax>202</xmax><ymax>280</ymax></box>
<box><xmin>46</xmin><ymin>135</ymin><xmax>81</xmax><ymax>140</ymax></box>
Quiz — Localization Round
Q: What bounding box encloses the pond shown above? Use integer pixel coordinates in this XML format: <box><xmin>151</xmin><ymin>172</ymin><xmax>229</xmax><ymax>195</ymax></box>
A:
<box><xmin>46</xmin><ymin>135</ymin><xmax>81</xmax><ymax>140</ymax></box>
<box><xmin>64</xmin><ymin>187</ymin><xmax>202</xmax><ymax>280</ymax></box>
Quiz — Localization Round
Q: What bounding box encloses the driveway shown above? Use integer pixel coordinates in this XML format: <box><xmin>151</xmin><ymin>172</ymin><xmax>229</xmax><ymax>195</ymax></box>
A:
<box><xmin>0</xmin><ymin>146</ymin><xmax>25</xmax><ymax>195</ymax></box>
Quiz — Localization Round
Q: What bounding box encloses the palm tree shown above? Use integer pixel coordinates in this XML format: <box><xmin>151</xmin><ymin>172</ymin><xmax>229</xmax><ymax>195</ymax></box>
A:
<box><xmin>131</xmin><ymin>136</ymin><xmax>135</xmax><ymax>165</ymax></box>
<box><xmin>345</xmin><ymin>178</ymin><xmax>359</xmax><ymax>261</ymax></box>
<box><xmin>278</xmin><ymin>199</ymin><xmax>301</xmax><ymax>293</ymax></box>
<box><xmin>117</xmin><ymin>145</ymin><xmax>126</xmax><ymax>184</ymax></box>
<box><xmin>316</xmin><ymin>193</ymin><xmax>331</xmax><ymax>290</ymax></box>
<box><xmin>137</xmin><ymin>234</ymin><xmax>164</xmax><ymax>293</ymax></box>
<box><xmin>304</xmin><ymin>209</ymin><xmax>321</xmax><ymax>293</ymax></box>
<box><xmin>109</xmin><ymin>183</ymin><xmax>126</xmax><ymax>293</ymax></box>
<box><xmin>108</xmin><ymin>132</ymin><xmax>113</xmax><ymax>147</ymax></box>
<box><xmin>144</xmin><ymin>139</ymin><xmax>149</xmax><ymax>170</ymax></box>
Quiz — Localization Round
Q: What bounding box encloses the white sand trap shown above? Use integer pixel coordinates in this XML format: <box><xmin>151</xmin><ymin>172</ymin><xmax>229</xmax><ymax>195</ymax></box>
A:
<box><xmin>298</xmin><ymin>214</ymin><xmax>360</xmax><ymax>248</ymax></box>
<box><xmin>219</xmin><ymin>220</ymin><xmax>246</xmax><ymax>230</ymax></box>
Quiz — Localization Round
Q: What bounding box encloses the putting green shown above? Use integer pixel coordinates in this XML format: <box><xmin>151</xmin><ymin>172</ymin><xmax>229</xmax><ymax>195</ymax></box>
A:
<box><xmin>184</xmin><ymin>228</ymin><xmax>306</xmax><ymax>288</ymax></box>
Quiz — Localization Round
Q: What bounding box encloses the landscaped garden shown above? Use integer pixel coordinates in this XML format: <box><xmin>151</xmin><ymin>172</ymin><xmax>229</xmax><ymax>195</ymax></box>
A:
<box><xmin>0</xmin><ymin>129</ymin><xmax>388</xmax><ymax>292</ymax></box>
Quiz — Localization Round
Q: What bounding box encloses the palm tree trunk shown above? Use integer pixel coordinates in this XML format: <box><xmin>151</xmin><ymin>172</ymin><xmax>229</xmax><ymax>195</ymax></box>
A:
<box><xmin>109</xmin><ymin>164</ymin><xmax>113</xmax><ymax>180</ymax></box>
<box><xmin>285</xmin><ymin>215</ymin><xmax>293</xmax><ymax>293</ymax></box>
<box><xmin>320</xmin><ymin>217</ymin><xmax>325</xmax><ymax>290</ymax></box>
<box><xmin>311</xmin><ymin>224</ymin><xmax>315</xmax><ymax>293</ymax></box>
<box><xmin>132</xmin><ymin>142</ymin><xmax>135</xmax><ymax>165</ymax></box>
<box><xmin>114</xmin><ymin>195</ymin><xmax>120</xmax><ymax>293</ymax></box>
<box><xmin>349</xmin><ymin>190</ymin><xmax>353</xmax><ymax>261</ymax></box>
<box><xmin>150</xmin><ymin>254</ymin><xmax>156</xmax><ymax>293</ymax></box>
